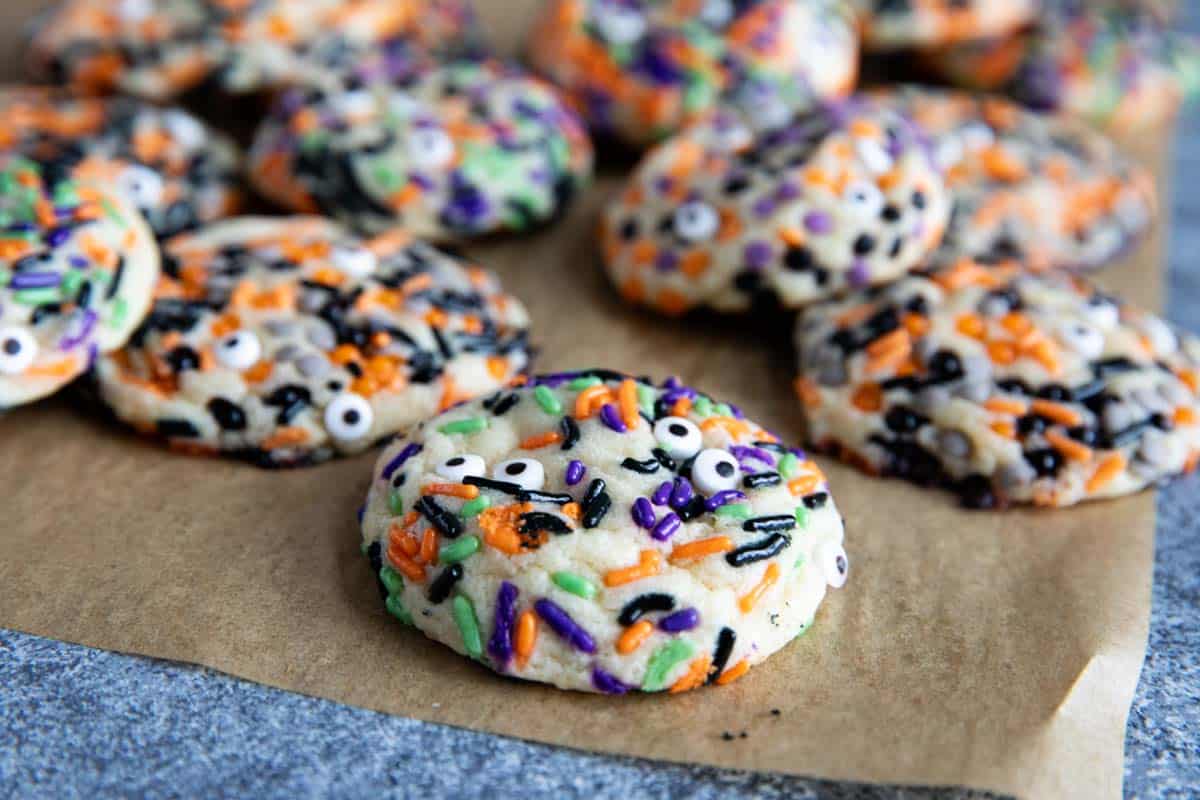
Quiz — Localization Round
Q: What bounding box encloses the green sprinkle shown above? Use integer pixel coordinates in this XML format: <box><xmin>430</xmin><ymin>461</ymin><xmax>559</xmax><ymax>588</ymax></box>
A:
<box><xmin>59</xmin><ymin>268</ymin><xmax>83</xmax><ymax>296</ymax></box>
<box><xmin>438</xmin><ymin>417</ymin><xmax>488</xmax><ymax>435</ymax></box>
<box><xmin>459</xmin><ymin>495</ymin><xmax>491</xmax><ymax>518</ymax></box>
<box><xmin>452</xmin><ymin>594</ymin><xmax>483</xmax><ymax>659</ymax></box>
<box><xmin>777</xmin><ymin>452</ymin><xmax>800</xmax><ymax>479</ymax></box>
<box><xmin>642</xmin><ymin>639</ymin><xmax>696</xmax><ymax>692</ymax></box>
<box><xmin>636</xmin><ymin>384</ymin><xmax>656</xmax><ymax>417</ymax></box>
<box><xmin>13</xmin><ymin>288</ymin><xmax>58</xmax><ymax>305</ymax></box>
<box><xmin>386</xmin><ymin>593</ymin><xmax>413</xmax><ymax>626</ymax></box>
<box><xmin>713</xmin><ymin>403</ymin><xmax>733</xmax><ymax>417</ymax></box>
<box><xmin>379</xmin><ymin>565</ymin><xmax>404</xmax><ymax>596</ymax></box>
<box><xmin>567</xmin><ymin>375</ymin><xmax>601</xmax><ymax>390</ymax></box>
<box><xmin>794</xmin><ymin>616</ymin><xmax>814</xmax><ymax>639</ymax></box>
<box><xmin>439</xmin><ymin>535</ymin><xmax>480</xmax><ymax>564</ymax></box>
<box><xmin>692</xmin><ymin>396</ymin><xmax>713</xmax><ymax>418</ymax></box>
<box><xmin>793</xmin><ymin>553</ymin><xmax>806</xmax><ymax>571</ymax></box>
<box><xmin>794</xmin><ymin>506</ymin><xmax>810</xmax><ymax>529</ymax></box>
<box><xmin>715</xmin><ymin>503</ymin><xmax>752</xmax><ymax>520</ymax></box>
<box><xmin>551</xmin><ymin>571</ymin><xmax>597</xmax><ymax>600</ymax></box>
<box><xmin>100</xmin><ymin>197</ymin><xmax>126</xmax><ymax>227</ymax></box>
<box><xmin>534</xmin><ymin>385</ymin><xmax>562</xmax><ymax>415</ymax></box>
<box><xmin>388</xmin><ymin>489</ymin><xmax>405</xmax><ymax>515</ymax></box>
<box><xmin>106</xmin><ymin>297</ymin><xmax>128</xmax><ymax>329</ymax></box>
<box><xmin>52</xmin><ymin>180</ymin><xmax>80</xmax><ymax>206</ymax></box>
<box><xmin>371</xmin><ymin>163</ymin><xmax>403</xmax><ymax>192</ymax></box>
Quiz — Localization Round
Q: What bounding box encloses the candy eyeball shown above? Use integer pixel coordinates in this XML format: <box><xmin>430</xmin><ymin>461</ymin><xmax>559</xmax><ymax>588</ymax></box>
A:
<box><xmin>589</xmin><ymin>2</ymin><xmax>646</xmax><ymax>45</ymax></box>
<box><xmin>330</xmin><ymin>89</ymin><xmax>377</xmax><ymax>119</ymax></box>
<box><xmin>653</xmin><ymin>416</ymin><xmax>703</xmax><ymax>460</ymax></box>
<box><xmin>672</xmin><ymin>201</ymin><xmax>719</xmax><ymax>243</ymax></box>
<box><xmin>161</xmin><ymin>109</ymin><xmax>207</xmax><ymax>150</ymax></box>
<box><xmin>215</xmin><ymin>330</ymin><xmax>262</xmax><ymax>370</ymax></box>
<box><xmin>1056</xmin><ymin>320</ymin><xmax>1105</xmax><ymax>360</ymax></box>
<box><xmin>117</xmin><ymin>165</ymin><xmax>164</xmax><ymax>207</ymax></box>
<box><xmin>493</xmin><ymin>458</ymin><xmax>545</xmax><ymax>491</ymax></box>
<box><xmin>324</xmin><ymin>393</ymin><xmax>373</xmax><ymax>441</ymax></box>
<box><xmin>437</xmin><ymin>453</ymin><xmax>485</xmax><ymax>482</ymax></box>
<box><xmin>1082</xmin><ymin>295</ymin><xmax>1120</xmax><ymax>330</ymax></box>
<box><xmin>854</xmin><ymin>137</ymin><xmax>893</xmax><ymax>175</ymax></box>
<box><xmin>0</xmin><ymin>327</ymin><xmax>37</xmax><ymax>375</ymax></box>
<box><xmin>691</xmin><ymin>448</ymin><xmax>741</xmax><ymax>494</ymax></box>
<box><xmin>934</xmin><ymin>133</ymin><xmax>965</xmax><ymax>171</ymax></box>
<box><xmin>844</xmin><ymin>180</ymin><xmax>885</xmax><ymax>219</ymax></box>
<box><xmin>815</xmin><ymin>541</ymin><xmax>848</xmax><ymax>588</ymax></box>
<box><xmin>1140</xmin><ymin>315</ymin><xmax>1177</xmax><ymax>356</ymax></box>
<box><xmin>330</xmin><ymin>245</ymin><xmax>377</xmax><ymax>278</ymax></box>
<box><xmin>406</xmin><ymin>127</ymin><xmax>455</xmax><ymax>169</ymax></box>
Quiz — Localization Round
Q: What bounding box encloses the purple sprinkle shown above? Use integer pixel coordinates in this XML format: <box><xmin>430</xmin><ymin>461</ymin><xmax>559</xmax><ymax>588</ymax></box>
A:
<box><xmin>59</xmin><ymin>309</ymin><xmax>96</xmax><ymax>350</ymax></box>
<box><xmin>599</xmin><ymin>403</ymin><xmax>627</xmax><ymax>433</ymax></box>
<box><xmin>487</xmin><ymin>581</ymin><xmax>519</xmax><ymax>667</ymax></box>
<box><xmin>774</xmin><ymin>181</ymin><xmax>800</xmax><ymax>202</ymax></box>
<box><xmin>704</xmin><ymin>490</ymin><xmax>747</xmax><ymax>511</ymax></box>
<box><xmin>744</xmin><ymin>240</ymin><xmax>772</xmax><ymax>269</ymax></box>
<box><xmin>848</xmin><ymin>259</ymin><xmax>871</xmax><ymax>288</ymax></box>
<box><xmin>565</xmin><ymin>460</ymin><xmax>585</xmax><ymax>486</ymax></box>
<box><xmin>661</xmin><ymin>387</ymin><xmax>696</xmax><ymax>405</ymax></box>
<box><xmin>9</xmin><ymin>272</ymin><xmax>60</xmax><ymax>289</ymax></box>
<box><xmin>663</xmin><ymin>376</ymin><xmax>681</xmax><ymax>390</ymax></box>
<box><xmin>651</xmin><ymin>481</ymin><xmax>673</xmax><ymax>506</ymax></box>
<box><xmin>727</xmin><ymin>403</ymin><xmax>745</xmax><ymax>420</ymax></box>
<box><xmin>729</xmin><ymin>445</ymin><xmax>776</xmax><ymax>467</ymax></box>
<box><xmin>356</xmin><ymin>505</ymin><xmax>365</xmax><ymax>523</ymax></box>
<box><xmin>591</xmin><ymin>666</ymin><xmax>632</xmax><ymax>695</ymax></box>
<box><xmin>669</xmin><ymin>477</ymin><xmax>693</xmax><ymax>509</ymax></box>
<box><xmin>804</xmin><ymin>211</ymin><xmax>833</xmax><ymax>234</ymax></box>
<box><xmin>651</xmin><ymin>512</ymin><xmax>681</xmax><ymax>542</ymax></box>
<box><xmin>45</xmin><ymin>227</ymin><xmax>70</xmax><ymax>247</ymax></box>
<box><xmin>534</xmin><ymin>599</ymin><xmax>596</xmax><ymax>653</ymax></box>
<box><xmin>631</xmin><ymin>497</ymin><xmax>656</xmax><ymax>529</ymax></box>
<box><xmin>381</xmin><ymin>442</ymin><xmax>422</xmax><ymax>479</ymax></box>
<box><xmin>751</xmin><ymin>196</ymin><xmax>776</xmax><ymax>218</ymax></box>
<box><xmin>659</xmin><ymin>608</ymin><xmax>700</xmax><ymax>633</ymax></box>
<box><xmin>654</xmin><ymin>250</ymin><xmax>679</xmax><ymax>273</ymax></box>
<box><xmin>68</xmin><ymin>255</ymin><xmax>89</xmax><ymax>269</ymax></box>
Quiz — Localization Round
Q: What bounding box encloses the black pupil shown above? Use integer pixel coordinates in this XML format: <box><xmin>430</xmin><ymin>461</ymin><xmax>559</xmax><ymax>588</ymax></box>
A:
<box><xmin>836</xmin><ymin>555</ymin><xmax>847</xmax><ymax>573</ymax></box>
<box><xmin>668</xmin><ymin>423</ymin><xmax>688</xmax><ymax>437</ymax></box>
<box><xmin>715</xmin><ymin>461</ymin><xmax>734</xmax><ymax>478</ymax></box>
<box><xmin>2</xmin><ymin>338</ymin><xmax>19</xmax><ymax>355</ymax></box>
<box><xmin>447</xmin><ymin>457</ymin><xmax>464</xmax><ymax>466</ymax></box>
<box><xmin>344</xmin><ymin>410</ymin><xmax>360</xmax><ymax>425</ymax></box>
<box><xmin>505</xmin><ymin>462</ymin><xmax>526</xmax><ymax>475</ymax></box>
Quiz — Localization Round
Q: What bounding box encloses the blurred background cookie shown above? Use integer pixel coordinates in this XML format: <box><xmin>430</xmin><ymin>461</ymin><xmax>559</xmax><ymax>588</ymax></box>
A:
<box><xmin>852</xmin><ymin>0</ymin><xmax>1035</xmax><ymax>52</ymax></box>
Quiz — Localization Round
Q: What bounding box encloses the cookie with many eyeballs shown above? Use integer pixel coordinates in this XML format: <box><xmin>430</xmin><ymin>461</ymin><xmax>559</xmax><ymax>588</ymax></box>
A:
<box><xmin>248</xmin><ymin>58</ymin><xmax>594</xmax><ymax>241</ymax></box>
<box><xmin>874</xmin><ymin>86</ymin><xmax>1157</xmax><ymax>272</ymax></box>
<box><xmin>360</xmin><ymin>371</ymin><xmax>848</xmax><ymax>694</ymax></box>
<box><xmin>794</xmin><ymin>260</ymin><xmax>1200</xmax><ymax>509</ymax></box>
<box><xmin>94</xmin><ymin>216</ymin><xmax>531</xmax><ymax>467</ymax></box>
<box><xmin>527</xmin><ymin>0</ymin><xmax>859</xmax><ymax>148</ymax></box>
<box><xmin>599</xmin><ymin>97</ymin><xmax>951</xmax><ymax>315</ymax></box>
<box><xmin>851</xmin><ymin>0</ymin><xmax>1036</xmax><ymax>51</ymax></box>
<box><xmin>0</xmin><ymin>156</ymin><xmax>159</xmax><ymax>408</ymax></box>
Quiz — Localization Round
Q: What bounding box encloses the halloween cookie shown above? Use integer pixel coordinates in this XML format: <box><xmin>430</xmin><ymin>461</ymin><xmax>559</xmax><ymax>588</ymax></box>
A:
<box><xmin>599</xmin><ymin>98</ymin><xmax>951</xmax><ymax>315</ymax></box>
<box><xmin>852</xmin><ymin>0</ymin><xmax>1035</xmax><ymax>51</ymax></box>
<box><xmin>94</xmin><ymin>216</ymin><xmax>531</xmax><ymax>467</ymax></box>
<box><xmin>360</xmin><ymin>370</ymin><xmax>848</xmax><ymax>693</ymax></box>
<box><xmin>527</xmin><ymin>0</ymin><xmax>859</xmax><ymax>147</ymax></box>
<box><xmin>794</xmin><ymin>261</ymin><xmax>1200</xmax><ymax>508</ymax></box>
<box><xmin>0</xmin><ymin>87</ymin><xmax>241</xmax><ymax>239</ymax></box>
<box><xmin>248</xmin><ymin>58</ymin><xmax>593</xmax><ymax>241</ymax></box>
<box><xmin>876</xmin><ymin>87</ymin><xmax>1156</xmax><ymax>272</ymax></box>
<box><xmin>0</xmin><ymin>156</ymin><xmax>159</xmax><ymax>407</ymax></box>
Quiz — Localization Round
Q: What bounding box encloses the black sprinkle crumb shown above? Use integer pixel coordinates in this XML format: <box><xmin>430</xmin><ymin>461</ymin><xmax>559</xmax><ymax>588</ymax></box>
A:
<box><xmin>771</xmin><ymin>709</ymin><xmax>781</xmax><ymax>717</ymax></box>
<box><xmin>721</xmin><ymin>732</ymin><xmax>735</xmax><ymax>741</ymax></box>
<box><xmin>739</xmin><ymin>731</ymin><xmax>748</xmax><ymax>739</ymax></box>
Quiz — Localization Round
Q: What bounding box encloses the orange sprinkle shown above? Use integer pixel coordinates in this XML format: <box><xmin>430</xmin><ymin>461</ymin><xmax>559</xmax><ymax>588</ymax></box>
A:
<box><xmin>851</xmin><ymin>383</ymin><xmax>883</xmax><ymax>412</ymax></box>
<box><xmin>1000</xmin><ymin>312</ymin><xmax>1033</xmax><ymax>336</ymax></box>
<box><xmin>515</xmin><ymin>610</ymin><xmax>537</xmax><ymax>667</ymax></box>
<box><xmin>618</xmin><ymin>379</ymin><xmax>640</xmax><ymax>430</ymax></box>
<box><xmin>699</xmin><ymin>416</ymin><xmax>751</xmax><ymax>439</ymax></box>
<box><xmin>1030</xmin><ymin>399</ymin><xmax>1082</xmax><ymax>427</ymax></box>
<box><xmin>866</xmin><ymin>327</ymin><xmax>909</xmax><ymax>358</ymax></box>
<box><xmin>23</xmin><ymin>358</ymin><xmax>78</xmax><ymax>379</ymax></box>
<box><xmin>418</xmin><ymin>529</ymin><xmax>438</xmax><ymax>565</ymax></box>
<box><xmin>670</xmin><ymin>396</ymin><xmax>693</xmax><ymax>417</ymax></box>
<box><xmin>787</xmin><ymin>474</ymin><xmax>822</xmax><ymax>496</ymax></box>
<box><xmin>479</xmin><ymin>503</ymin><xmax>531</xmax><ymax>555</ymax></box>
<box><xmin>989</xmin><ymin>420</ymin><xmax>1016</xmax><ymax>439</ymax></box>
<box><xmin>794</xmin><ymin>377</ymin><xmax>822</xmax><ymax>409</ymax></box>
<box><xmin>260</xmin><ymin>426</ymin><xmax>306</xmax><ymax>449</ymax></box>
<box><xmin>1086</xmin><ymin>453</ymin><xmax>1127</xmax><ymax>493</ymax></box>
<box><xmin>574</xmin><ymin>384</ymin><xmax>612</xmax><ymax>420</ymax></box>
<box><xmin>486</xmin><ymin>356</ymin><xmax>509</xmax><ymax>381</ymax></box>
<box><xmin>669</xmin><ymin>656</ymin><xmax>713</xmax><ymax>694</ymax></box>
<box><xmin>669</xmin><ymin>535</ymin><xmax>734</xmax><ymax>564</ymax></box>
<box><xmin>604</xmin><ymin>550</ymin><xmax>663</xmax><ymax>587</ymax></box>
<box><xmin>738</xmin><ymin>562</ymin><xmax>779</xmax><ymax>614</ymax></box>
<box><xmin>421</xmin><ymin>483</ymin><xmax>480</xmax><ymax>499</ymax></box>
<box><xmin>210</xmin><ymin>313</ymin><xmax>240</xmax><ymax>338</ymax></box>
<box><xmin>1045</xmin><ymin>430</ymin><xmax>1094</xmax><ymax>463</ymax></box>
<box><xmin>616</xmin><ymin>620</ymin><xmax>654</xmax><ymax>654</ymax></box>
<box><xmin>986</xmin><ymin>340</ymin><xmax>1018</xmax><ymax>365</ymax></box>
<box><xmin>242</xmin><ymin>361</ymin><xmax>273</xmax><ymax>383</ymax></box>
<box><xmin>984</xmin><ymin>397</ymin><xmax>1028</xmax><ymax>416</ymax></box>
<box><xmin>387</xmin><ymin>550</ymin><xmax>426</xmax><ymax>582</ymax></box>
<box><xmin>1177</xmin><ymin>369</ymin><xmax>1199</xmax><ymax>393</ymax></box>
<box><xmin>902</xmin><ymin>312</ymin><xmax>930</xmax><ymax>337</ymax></box>
<box><xmin>520</xmin><ymin>431</ymin><xmax>564</xmax><ymax>450</ymax></box>
<box><xmin>1174</xmin><ymin>406</ymin><xmax>1197</xmax><ymax>427</ymax></box>
<box><xmin>562</xmin><ymin>502</ymin><xmax>581</xmax><ymax>521</ymax></box>
<box><xmin>715</xmin><ymin>659</ymin><xmax>750</xmax><ymax>686</ymax></box>
<box><xmin>955</xmin><ymin>313</ymin><xmax>986</xmax><ymax>340</ymax></box>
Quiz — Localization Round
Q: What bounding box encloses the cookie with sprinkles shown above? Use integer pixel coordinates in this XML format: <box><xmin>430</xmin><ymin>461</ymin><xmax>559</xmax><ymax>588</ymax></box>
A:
<box><xmin>248</xmin><ymin>58</ymin><xmax>593</xmax><ymax>241</ymax></box>
<box><xmin>0</xmin><ymin>156</ymin><xmax>159</xmax><ymax>407</ymax></box>
<box><xmin>851</xmin><ymin>0</ymin><xmax>1035</xmax><ymax>51</ymax></box>
<box><xmin>0</xmin><ymin>87</ymin><xmax>242</xmax><ymax>239</ymax></box>
<box><xmin>876</xmin><ymin>86</ymin><xmax>1157</xmax><ymax>272</ymax></box>
<box><xmin>94</xmin><ymin>216</ymin><xmax>531</xmax><ymax>467</ymax></box>
<box><xmin>794</xmin><ymin>261</ymin><xmax>1200</xmax><ymax>508</ymax></box>
<box><xmin>360</xmin><ymin>370</ymin><xmax>848</xmax><ymax>694</ymax></box>
<box><xmin>527</xmin><ymin>0</ymin><xmax>859</xmax><ymax>148</ymax></box>
<box><xmin>927</xmin><ymin>3</ymin><xmax>1200</xmax><ymax>132</ymax></box>
<box><xmin>599</xmin><ymin>97</ymin><xmax>951</xmax><ymax>315</ymax></box>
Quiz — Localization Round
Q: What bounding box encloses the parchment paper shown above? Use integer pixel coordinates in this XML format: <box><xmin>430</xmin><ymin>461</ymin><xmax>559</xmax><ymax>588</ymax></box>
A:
<box><xmin>0</xmin><ymin>3</ymin><xmax>1166</xmax><ymax>797</ymax></box>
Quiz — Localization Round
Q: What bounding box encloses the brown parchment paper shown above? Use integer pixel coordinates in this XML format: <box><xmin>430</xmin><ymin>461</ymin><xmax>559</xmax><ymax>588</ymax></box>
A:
<box><xmin>0</xmin><ymin>2</ymin><xmax>1166</xmax><ymax>797</ymax></box>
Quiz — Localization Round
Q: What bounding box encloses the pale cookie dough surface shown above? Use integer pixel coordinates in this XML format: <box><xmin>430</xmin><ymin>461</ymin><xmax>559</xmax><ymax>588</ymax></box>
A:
<box><xmin>599</xmin><ymin>98</ymin><xmax>950</xmax><ymax>315</ymax></box>
<box><xmin>95</xmin><ymin>216</ymin><xmax>531</xmax><ymax>467</ymax></box>
<box><xmin>875</xmin><ymin>86</ymin><xmax>1157</xmax><ymax>272</ymax></box>
<box><xmin>527</xmin><ymin>0</ymin><xmax>859</xmax><ymax>148</ymax></box>
<box><xmin>794</xmin><ymin>261</ymin><xmax>1200</xmax><ymax>508</ymax></box>
<box><xmin>360</xmin><ymin>371</ymin><xmax>848</xmax><ymax>694</ymax></box>
<box><xmin>0</xmin><ymin>156</ymin><xmax>158</xmax><ymax>408</ymax></box>
<box><xmin>248</xmin><ymin>58</ymin><xmax>593</xmax><ymax>241</ymax></box>
<box><xmin>852</xmin><ymin>0</ymin><xmax>1035</xmax><ymax>51</ymax></box>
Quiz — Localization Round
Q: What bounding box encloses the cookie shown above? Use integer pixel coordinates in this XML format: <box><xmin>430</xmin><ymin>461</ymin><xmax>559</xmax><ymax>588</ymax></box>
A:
<box><xmin>94</xmin><ymin>216</ymin><xmax>531</xmax><ymax>467</ymax></box>
<box><xmin>527</xmin><ymin>0</ymin><xmax>859</xmax><ymax>147</ymax></box>
<box><xmin>852</xmin><ymin>0</ymin><xmax>1035</xmax><ymax>51</ymax></box>
<box><xmin>876</xmin><ymin>87</ymin><xmax>1157</xmax><ymax>272</ymax></box>
<box><xmin>360</xmin><ymin>370</ymin><xmax>848</xmax><ymax>693</ymax></box>
<box><xmin>599</xmin><ymin>98</ymin><xmax>951</xmax><ymax>315</ymax></box>
<box><xmin>0</xmin><ymin>156</ymin><xmax>159</xmax><ymax>407</ymax></box>
<box><xmin>794</xmin><ymin>261</ymin><xmax>1200</xmax><ymax>508</ymax></box>
<box><xmin>927</xmin><ymin>4</ymin><xmax>1200</xmax><ymax>132</ymax></box>
<box><xmin>248</xmin><ymin>58</ymin><xmax>593</xmax><ymax>241</ymax></box>
<box><xmin>0</xmin><ymin>87</ymin><xmax>242</xmax><ymax>239</ymax></box>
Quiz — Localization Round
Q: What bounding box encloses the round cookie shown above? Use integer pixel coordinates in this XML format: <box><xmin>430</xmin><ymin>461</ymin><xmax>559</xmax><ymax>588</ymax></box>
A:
<box><xmin>794</xmin><ymin>261</ymin><xmax>1200</xmax><ymax>508</ymax></box>
<box><xmin>95</xmin><ymin>216</ymin><xmax>531</xmax><ymax>466</ymax></box>
<box><xmin>876</xmin><ymin>87</ymin><xmax>1157</xmax><ymax>272</ymax></box>
<box><xmin>599</xmin><ymin>97</ymin><xmax>951</xmax><ymax>315</ymax></box>
<box><xmin>527</xmin><ymin>0</ymin><xmax>859</xmax><ymax>148</ymax></box>
<box><xmin>0</xmin><ymin>87</ymin><xmax>242</xmax><ymax>239</ymax></box>
<box><xmin>248</xmin><ymin>58</ymin><xmax>593</xmax><ymax>241</ymax></box>
<box><xmin>360</xmin><ymin>370</ymin><xmax>848</xmax><ymax>693</ymax></box>
<box><xmin>927</xmin><ymin>5</ymin><xmax>1200</xmax><ymax>132</ymax></box>
<box><xmin>0</xmin><ymin>156</ymin><xmax>159</xmax><ymax>407</ymax></box>
<box><xmin>852</xmin><ymin>0</ymin><xmax>1035</xmax><ymax>51</ymax></box>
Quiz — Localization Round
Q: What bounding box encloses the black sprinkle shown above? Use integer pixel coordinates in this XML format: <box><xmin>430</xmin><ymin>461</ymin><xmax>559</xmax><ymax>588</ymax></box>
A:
<box><xmin>491</xmin><ymin>393</ymin><xmax>519</xmax><ymax>416</ymax></box>
<box><xmin>156</xmin><ymin>418</ymin><xmax>199</xmax><ymax>438</ymax></box>
<box><xmin>367</xmin><ymin>541</ymin><xmax>387</xmax><ymax>601</ymax></box>
<box><xmin>802</xmin><ymin>492</ymin><xmax>829</xmax><ymax>510</ymax></box>
<box><xmin>726</xmin><ymin>533</ymin><xmax>791</xmax><ymax>566</ymax></box>
<box><xmin>207</xmin><ymin>397</ymin><xmax>247</xmax><ymax>431</ymax></box>
<box><xmin>676</xmin><ymin>495</ymin><xmax>707</xmax><ymax>522</ymax></box>
<box><xmin>519</xmin><ymin>512</ymin><xmax>573</xmax><ymax>535</ymax></box>
<box><xmin>621</xmin><ymin>457</ymin><xmax>661</xmax><ymax>474</ymax></box>
<box><xmin>707</xmin><ymin>627</ymin><xmax>736</xmax><ymax>684</ymax></box>
<box><xmin>742</xmin><ymin>515</ymin><xmax>796</xmax><ymax>533</ymax></box>
<box><xmin>742</xmin><ymin>472</ymin><xmax>781</xmax><ymax>490</ymax></box>
<box><xmin>414</xmin><ymin>495</ymin><xmax>463</xmax><ymax>538</ymax></box>
<box><xmin>582</xmin><ymin>478</ymin><xmax>607</xmax><ymax>507</ymax></box>
<box><xmin>463</xmin><ymin>475</ymin><xmax>524</xmax><ymax>495</ymax></box>
<box><xmin>519</xmin><ymin>490</ymin><xmax>573</xmax><ymax>505</ymax></box>
<box><xmin>721</xmin><ymin>732</ymin><xmax>735</xmax><ymax>741</ymax></box>
<box><xmin>560</xmin><ymin>415</ymin><xmax>580</xmax><ymax>450</ymax></box>
<box><xmin>426</xmin><ymin>563</ymin><xmax>464</xmax><ymax>604</ymax></box>
<box><xmin>617</xmin><ymin>593</ymin><xmax>675</xmax><ymax>626</ymax></box>
<box><xmin>771</xmin><ymin>709</ymin><xmax>781</xmax><ymax>717</ymax></box>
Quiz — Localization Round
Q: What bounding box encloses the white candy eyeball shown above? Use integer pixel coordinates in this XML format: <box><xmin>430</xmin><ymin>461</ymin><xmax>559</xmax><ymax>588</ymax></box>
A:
<box><xmin>1140</xmin><ymin>315</ymin><xmax>1177</xmax><ymax>356</ymax></box>
<box><xmin>118</xmin><ymin>0</ymin><xmax>152</xmax><ymax>22</ymax></box>
<box><xmin>330</xmin><ymin>245</ymin><xmax>377</xmax><ymax>278</ymax></box>
<box><xmin>215</xmin><ymin>330</ymin><xmax>262</xmax><ymax>370</ymax></box>
<box><xmin>161</xmin><ymin>109</ymin><xmax>206</xmax><ymax>150</ymax></box>
<box><xmin>699</xmin><ymin>0</ymin><xmax>734</xmax><ymax>27</ymax></box>
<box><xmin>653</xmin><ymin>416</ymin><xmax>703</xmax><ymax>460</ymax></box>
<box><xmin>691</xmin><ymin>447</ymin><xmax>741</xmax><ymax>495</ymax></box>
<box><xmin>855</xmin><ymin>137</ymin><xmax>893</xmax><ymax>175</ymax></box>
<box><xmin>331</xmin><ymin>89</ymin><xmax>377</xmax><ymax>118</ymax></box>
<box><xmin>324</xmin><ymin>392</ymin><xmax>374</xmax><ymax>441</ymax></box>
<box><xmin>960</xmin><ymin>121</ymin><xmax>995</xmax><ymax>152</ymax></box>
<box><xmin>436</xmin><ymin>453</ymin><xmax>486</xmax><ymax>482</ymax></box>
<box><xmin>844</xmin><ymin>180</ymin><xmax>884</xmax><ymax>219</ymax></box>
<box><xmin>406</xmin><ymin>127</ymin><xmax>455</xmax><ymax>169</ymax></box>
<box><xmin>1056</xmin><ymin>320</ymin><xmax>1105</xmax><ymax>360</ymax></box>
<box><xmin>590</xmin><ymin>3</ymin><xmax>646</xmax><ymax>45</ymax></box>
<box><xmin>672</xmin><ymin>201</ymin><xmax>719</xmax><ymax>243</ymax></box>
<box><xmin>117</xmin><ymin>165</ymin><xmax>164</xmax><ymax>207</ymax></box>
<box><xmin>0</xmin><ymin>327</ymin><xmax>37</xmax><ymax>375</ymax></box>
<box><xmin>492</xmin><ymin>458</ymin><xmax>545</xmax><ymax>491</ymax></box>
<box><xmin>934</xmin><ymin>134</ymin><xmax>965</xmax><ymax>171</ymax></box>
<box><xmin>816</xmin><ymin>541</ymin><xmax>848</xmax><ymax>588</ymax></box>
<box><xmin>1082</xmin><ymin>296</ymin><xmax>1120</xmax><ymax>331</ymax></box>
